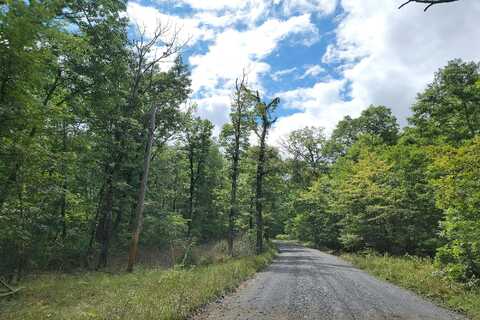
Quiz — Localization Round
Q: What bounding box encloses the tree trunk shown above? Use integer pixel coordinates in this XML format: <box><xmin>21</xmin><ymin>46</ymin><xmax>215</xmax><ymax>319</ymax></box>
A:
<box><xmin>60</xmin><ymin>120</ymin><xmax>68</xmax><ymax>239</ymax></box>
<box><xmin>228</xmin><ymin>158</ymin><xmax>239</xmax><ymax>256</ymax></box>
<box><xmin>255</xmin><ymin>128</ymin><xmax>267</xmax><ymax>254</ymax></box>
<box><xmin>249</xmin><ymin>196</ymin><xmax>254</xmax><ymax>230</ymax></box>
<box><xmin>97</xmin><ymin>173</ymin><xmax>113</xmax><ymax>269</ymax></box>
<box><xmin>127</xmin><ymin>105</ymin><xmax>157</xmax><ymax>272</ymax></box>
<box><xmin>187</xmin><ymin>148</ymin><xmax>195</xmax><ymax>238</ymax></box>
<box><xmin>228</xmin><ymin>135</ymin><xmax>240</xmax><ymax>256</ymax></box>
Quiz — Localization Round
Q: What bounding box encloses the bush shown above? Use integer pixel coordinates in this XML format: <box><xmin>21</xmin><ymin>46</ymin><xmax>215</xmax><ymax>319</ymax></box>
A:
<box><xmin>275</xmin><ymin>234</ymin><xmax>290</xmax><ymax>240</ymax></box>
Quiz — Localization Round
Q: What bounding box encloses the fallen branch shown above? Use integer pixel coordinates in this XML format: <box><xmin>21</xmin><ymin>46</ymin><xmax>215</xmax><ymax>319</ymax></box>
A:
<box><xmin>0</xmin><ymin>278</ymin><xmax>23</xmax><ymax>298</ymax></box>
<box><xmin>0</xmin><ymin>288</ymin><xmax>22</xmax><ymax>298</ymax></box>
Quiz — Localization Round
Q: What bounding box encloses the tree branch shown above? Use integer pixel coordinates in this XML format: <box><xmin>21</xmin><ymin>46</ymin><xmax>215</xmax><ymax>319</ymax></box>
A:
<box><xmin>398</xmin><ymin>0</ymin><xmax>460</xmax><ymax>11</ymax></box>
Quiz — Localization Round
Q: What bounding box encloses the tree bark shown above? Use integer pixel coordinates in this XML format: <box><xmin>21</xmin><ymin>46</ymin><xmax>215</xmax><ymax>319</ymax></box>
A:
<box><xmin>187</xmin><ymin>146</ymin><xmax>195</xmax><ymax>238</ymax></box>
<box><xmin>59</xmin><ymin>120</ymin><xmax>68</xmax><ymax>239</ymax></box>
<box><xmin>127</xmin><ymin>105</ymin><xmax>157</xmax><ymax>272</ymax></box>
<box><xmin>228</xmin><ymin>153</ymin><xmax>239</xmax><ymax>256</ymax></box>
<box><xmin>255</xmin><ymin>127</ymin><xmax>267</xmax><ymax>254</ymax></box>
<box><xmin>97</xmin><ymin>173</ymin><xmax>113</xmax><ymax>269</ymax></box>
<box><xmin>228</xmin><ymin>121</ymin><xmax>241</xmax><ymax>256</ymax></box>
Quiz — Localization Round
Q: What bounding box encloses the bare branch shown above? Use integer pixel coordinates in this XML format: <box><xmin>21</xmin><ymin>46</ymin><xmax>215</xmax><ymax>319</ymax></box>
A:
<box><xmin>398</xmin><ymin>0</ymin><xmax>460</xmax><ymax>11</ymax></box>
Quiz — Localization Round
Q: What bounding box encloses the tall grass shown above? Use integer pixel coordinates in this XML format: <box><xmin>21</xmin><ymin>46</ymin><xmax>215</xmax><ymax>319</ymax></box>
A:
<box><xmin>0</xmin><ymin>245</ymin><xmax>275</xmax><ymax>320</ymax></box>
<box><xmin>342</xmin><ymin>252</ymin><xmax>480</xmax><ymax>319</ymax></box>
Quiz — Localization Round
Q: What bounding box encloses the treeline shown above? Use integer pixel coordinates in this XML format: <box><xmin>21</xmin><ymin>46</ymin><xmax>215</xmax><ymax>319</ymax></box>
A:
<box><xmin>1</xmin><ymin>0</ymin><xmax>479</xmax><ymax>285</ymax></box>
<box><xmin>283</xmin><ymin>59</ymin><xmax>480</xmax><ymax>282</ymax></box>
<box><xmin>0</xmin><ymin>1</ymin><xmax>286</xmax><ymax>278</ymax></box>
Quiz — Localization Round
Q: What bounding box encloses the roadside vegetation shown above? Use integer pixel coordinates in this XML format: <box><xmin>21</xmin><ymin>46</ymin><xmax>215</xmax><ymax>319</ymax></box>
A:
<box><xmin>343</xmin><ymin>252</ymin><xmax>480</xmax><ymax>320</ymax></box>
<box><xmin>0</xmin><ymin>242</ymin><xmax>276</xmax><ymax>320</ymax></box>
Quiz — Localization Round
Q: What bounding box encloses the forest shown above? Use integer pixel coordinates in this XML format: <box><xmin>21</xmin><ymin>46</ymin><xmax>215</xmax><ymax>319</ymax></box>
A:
<box><xmin>1</xmin><ymin>0</ymin><xmax>479</xmax><ymax>296</ymax></box>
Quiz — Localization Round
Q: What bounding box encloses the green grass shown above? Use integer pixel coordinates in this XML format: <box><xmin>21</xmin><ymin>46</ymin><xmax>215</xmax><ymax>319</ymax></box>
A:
<box><xmin>342</xmin><ymin>252</ymin><xmax>480</xmax><ymax>319</ymax></box>
<box><xmin>0</xmin><ymin>249</ymin><xmax>276</xmax><ymax>320</ymax></box>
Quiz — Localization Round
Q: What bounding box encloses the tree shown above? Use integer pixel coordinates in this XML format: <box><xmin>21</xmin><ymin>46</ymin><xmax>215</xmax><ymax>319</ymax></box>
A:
<box><xmin>332</xmin><ymin>138</ymin><xmax>400</xmax><ymax>252</ymax></box>
<box><xmin>183</xmin><ymin>116</ymin><xmax>215</xmax><ymax>238</ymax></box>
<box><xmin>329</xmin><ymin>105</ymin><xmax>399</xmax><ymax>158</ymax></box>
<box><xmin>73</xmin><ymin>0</ymin><xmax>131</xmax><ymax>270</ymax></box>
<box><xmin>281</xmin><ymin>126</ymin><xmax>329</xmax><ymax>187</ymax></box>
<box><xmin>126</xmin><ymin>23</ymin><xmax>187</xmax><ymax>272</ymax></box>
<box><xmin>248</xmin><ymin>90</ymin><xmax>280</xmax><ymax>254</ymax></box>
<box><xmin>289</xmin><ymin>177</ymin><xmax>341</xmax><ymax>249</ymax></box>
<box><xmin>0</xmin><ymin>0</ymin><xmax>69</xmax><ymax>278</ymax></box>
<box><xmin>220</xmin><ymin>74</ymin><xmax>253</xmax><ymax>256</ymax></box>
<box><xmin>431</xmin><ymin>137</ymin><xmax>480</xmax><ymax>281</ymax></box>
<box><xmin>409</xmin><ymin>59</ymin><xmax>480</xmax><ymax>145</ymax></box>
<box><xmin>329</xmin><ymin>134</ymin><xmax>442</xmax><ymax>254</ymax></box>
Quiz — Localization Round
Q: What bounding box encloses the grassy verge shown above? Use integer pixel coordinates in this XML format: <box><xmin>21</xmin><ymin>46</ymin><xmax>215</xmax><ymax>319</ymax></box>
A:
<box><xmin>342</xmin><ymin>252</ymin><xmax>480</xmax><ymax>319</ymax></box>
<box><xmin>0</xmin><ymin>248</ymin><xmax>276</xmax><ymax>320</ymax></box>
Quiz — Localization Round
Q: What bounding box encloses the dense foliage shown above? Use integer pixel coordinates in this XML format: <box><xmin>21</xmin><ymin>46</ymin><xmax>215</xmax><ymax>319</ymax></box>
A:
<box><xmin>283</xmin><ymin>60</ymin><xmax>480</xmax><ymax>282</ymax></box>
<box><xmin>0</xmin><ymin>0</ymin><xmax>284</xmax><ymax>278</ymax></box>
<box><xmin>1</xmin><ymin>1</ymin><xmax>479</xmax><ymax>285</ymax></box>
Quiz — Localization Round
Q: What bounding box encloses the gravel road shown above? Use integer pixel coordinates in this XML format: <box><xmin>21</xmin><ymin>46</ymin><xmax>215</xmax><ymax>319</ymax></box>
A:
<box><xmin>194</xmin><ymin>243</ymin><xmax>466</xmax><ymax>320</ymax></box>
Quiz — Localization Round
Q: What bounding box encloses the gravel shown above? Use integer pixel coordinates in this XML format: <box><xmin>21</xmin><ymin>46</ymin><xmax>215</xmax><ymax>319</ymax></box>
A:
<box><xmin>193</xmin><ymin>243</ymin><xmax>466</xmax><ymax>320</ymax></box>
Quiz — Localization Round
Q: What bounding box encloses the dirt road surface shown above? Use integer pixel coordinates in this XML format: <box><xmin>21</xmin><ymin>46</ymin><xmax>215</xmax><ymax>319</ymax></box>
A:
<box><xmin>194</xmin><ymin>243</ymin><xmax>466</xmax><ymax>320</ymax></box>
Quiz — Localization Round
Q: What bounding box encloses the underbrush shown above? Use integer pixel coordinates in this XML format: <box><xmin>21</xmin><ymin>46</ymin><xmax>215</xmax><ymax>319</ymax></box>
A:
<box><xmin>105</xmin><ymin>233</ymin><xmax>258</xmax><ymax>271</ymax></box>
<box><xmin>342</xmin><ymin>252</ymin><xmax>480</xmax><ymax>319</ymax></box>
<box><xmin>0</xmin><ymin>246</ymin><xmax>276</xmax><ymax>320</ymax></box>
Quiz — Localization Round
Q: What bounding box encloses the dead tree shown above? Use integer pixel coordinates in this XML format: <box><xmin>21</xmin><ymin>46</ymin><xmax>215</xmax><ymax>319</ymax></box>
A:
<box><xmin>126</xmin><ymin>22</ymin><xmax>185</xmax><ymax>273</ymax></box>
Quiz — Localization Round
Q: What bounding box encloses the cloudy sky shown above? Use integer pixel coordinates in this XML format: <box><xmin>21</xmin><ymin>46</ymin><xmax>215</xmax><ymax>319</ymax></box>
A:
<box><xmin>127</xmin><ymin>0</ymin><xmax>480</xmax><ymax>144</ymax></box>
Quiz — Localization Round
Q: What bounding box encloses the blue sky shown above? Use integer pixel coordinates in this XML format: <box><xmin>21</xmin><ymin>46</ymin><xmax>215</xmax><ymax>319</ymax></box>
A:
<box><xmin>127</xmin><ymin>0</ymin><xmax>480</xmax><ymax>144</ymax></box>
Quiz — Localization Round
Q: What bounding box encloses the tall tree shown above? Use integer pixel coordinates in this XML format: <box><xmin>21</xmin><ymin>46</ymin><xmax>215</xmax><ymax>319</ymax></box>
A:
<box><xmin>329</xmin><ymin>105</ymin><xmax>399</xmax><ymax>158</ymax></box>
<box><xmin>183</xmin><ymin>116</ymin><xmax>214</xmax><ymax>238</ymax></box>
<box><xmin>281</xmin><ymin>126</ymin><xmax>329</xmax><ymax>187</ymax></box>
<box><xmin>409</xmin><ymin>59</ymin><xmax>480</xmax><ymax>145</ymax></box>
<box><xmin>431</xmin><ymin>137</ymin><xmax>480</xmax><ymax>280</ymax></box>
<box><xmin>248</xmin><ymin>90</ymin><xmax>279</xmax><ymax>254</ymax></box>
<box><xmin>126</xmin><ymin>23</ymin><xmax>187</xmax><ymax>272</ymax></box>
<box><xmin>220</xmin><ymin>74</ymin><xmax>252</xmax><ymax>256</ymax></box>
<box><xmin>70</xmin><ymin>0</ymin><xmax>131</xmax><ymax>270</ymax></box>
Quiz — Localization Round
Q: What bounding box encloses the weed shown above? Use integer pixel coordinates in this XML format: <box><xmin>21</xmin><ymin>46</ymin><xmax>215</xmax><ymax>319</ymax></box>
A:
<box><xmin>0</xmin><ymin>248</ymin><xmax>276</xmax><ymax>320</ymax></box>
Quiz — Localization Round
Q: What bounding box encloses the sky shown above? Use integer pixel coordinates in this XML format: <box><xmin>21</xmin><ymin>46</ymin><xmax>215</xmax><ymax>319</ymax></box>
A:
<box><xmin>126</xmin><ymin>0</ymin><xmax>480</xmax><ymax>144</ymax></box>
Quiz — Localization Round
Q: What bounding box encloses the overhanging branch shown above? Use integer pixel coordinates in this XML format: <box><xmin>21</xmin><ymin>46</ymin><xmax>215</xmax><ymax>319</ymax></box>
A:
<box><xmin>398</xmin><ymin>0</ymin><xmax>460</xmax><ymax>11</ymax></box>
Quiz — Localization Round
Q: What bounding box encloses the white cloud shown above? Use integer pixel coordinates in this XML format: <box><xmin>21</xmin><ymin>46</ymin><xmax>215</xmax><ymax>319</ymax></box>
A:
<box><xmin>190</xmin><ymin>14</ymin><xmax>317</xmax><ymax>92</ymax></box>
<box><xmin>325</xmin><ymin>0</ymin><xmax>480</xmax><ymax>124</ymax></box>
<box><xmin>193</xmin><ymin>92</ymin><xmax>232</xmax><ymax>135</ymax></box>
<box><xmin>129</xmin><ymin>0</ymin><xmax>336</xmax><ymax>134</ymax></box>
<box><xmin>175</xmin><ymin>0</ymin><xmax>248</xmax><ymax>11</ymax></box>
<box><xmin>299</xmin><ymin>64</ymin><xmax>325</xmax><ymax>79</ymax></box>
<box><xmin>127</xmin><ymin>2</ymin><xmax>214</xmax><ymax>44</ymax></box>
<box><xmin>177</xmin><ymin>0</ymin><xmax>337</xmax><ymax>17</ymax></box>
<box><xmin>279</xmin><ymin>0</ymin><xmax>338</xmax><ymax>16</ymax></box>
<box><xmin>129</xmin><ymin>0</ymin><xmax>480</xmax><ymax>148</ymax></box>
<box><xmin>270</xmin><ymin>0</ymin><xmax>480</xmax><ymax>145</ymax></box>
<box><xmin>172</xmin><ymin>0</ymin><xmax>270</xmax><ymax>26</ymax></box>
<box><xmin>189</xmin><ymin>14</ymin><xmax>319</xmax><ymax>129</ymax></box>
<box><xmin>278</xmin><ymin>79</ymin><xmax>345</xmax><ymax>111</ymax></box>
<box><xmin>270</xmin><ymin>79</ymin><xmax>360</xmax><ymax>146</ymax></box>
<box><xmin>271</xmin><ymin>67</ymin><xmax>297</xmax><ymax>81</ymax></box>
